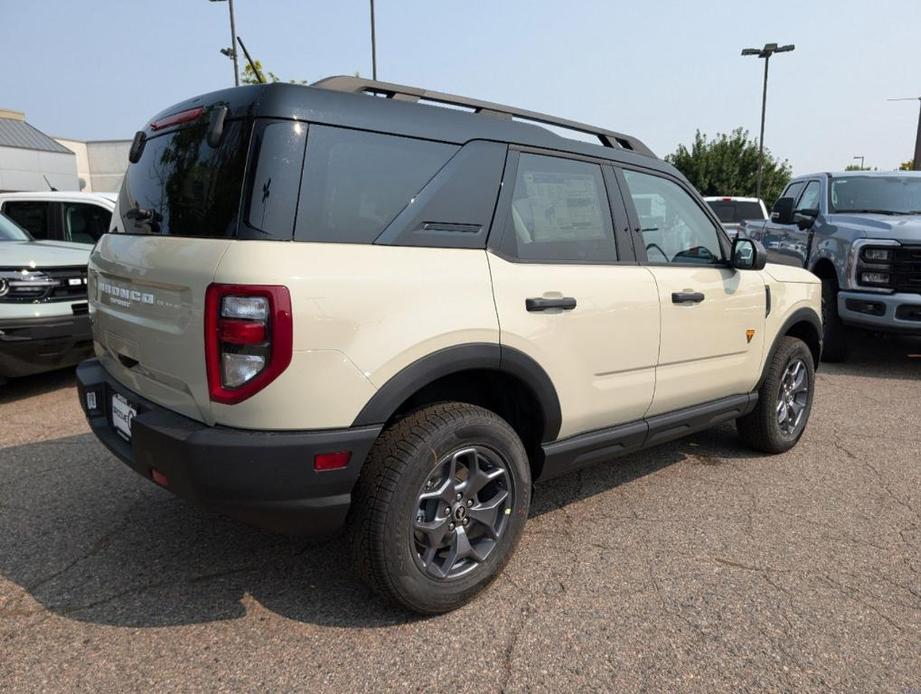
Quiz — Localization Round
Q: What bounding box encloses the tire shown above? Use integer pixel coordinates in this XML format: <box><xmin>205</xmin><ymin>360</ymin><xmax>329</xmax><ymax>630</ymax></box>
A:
<box><xmin>820</xmin><ymin>276</ymin><xmax>848</xmax><ymax>362</ymax></box>
<box><xmin>347</xmin><ymin>402</ymin><xmax>531</xmax><ymax>614</ymax></box>
<box><xmin>737</xmin><ymin>336</ymin><xmax>816</xmax><ymax>454</ymax></box>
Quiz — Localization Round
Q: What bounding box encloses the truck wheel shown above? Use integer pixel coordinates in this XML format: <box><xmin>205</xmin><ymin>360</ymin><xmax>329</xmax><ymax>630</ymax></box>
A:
<box><xmin>737</xmin><ymin>336</ymin><xmax>815</xmax><ymax>454</ymax></box>
<box><xmin>348</xmin><ymin>402</ymin><xmax>531</xmax><ymax>614</ymax></box>
<box><xmin>821</xmin><ymin>277</ymin><xmax>848</xmax><ymax>362</ymax></box>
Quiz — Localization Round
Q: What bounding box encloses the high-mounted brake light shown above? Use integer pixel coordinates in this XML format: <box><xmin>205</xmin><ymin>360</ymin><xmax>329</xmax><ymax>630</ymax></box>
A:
<box><xmin>205</xmin><ymin>284</ymin><xmax>293</xmax><ymax>404</ymax></box>
<box><xmin>150</xmin><ymin>106</ymin><xmax>205</xmax><ymax>131</ymax></box>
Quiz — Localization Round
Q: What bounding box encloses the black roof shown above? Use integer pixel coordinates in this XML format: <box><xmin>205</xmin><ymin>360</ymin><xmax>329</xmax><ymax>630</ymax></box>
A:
<box><xmin>145</xmin><ymin>77</ymin><xmax>677</xmax><ymax>176</ymax></box>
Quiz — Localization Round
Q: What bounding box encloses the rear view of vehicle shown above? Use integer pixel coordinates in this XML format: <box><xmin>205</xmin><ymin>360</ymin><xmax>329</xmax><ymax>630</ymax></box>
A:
<box><xmin>0</xmin><ymin>213</ymin><xmax>91</xmax><ymax>381</ymax></box>
<box><xmin>705</xmin><ymin>196</ymin><xmax>768</xmax><ymax>238</ymax></box>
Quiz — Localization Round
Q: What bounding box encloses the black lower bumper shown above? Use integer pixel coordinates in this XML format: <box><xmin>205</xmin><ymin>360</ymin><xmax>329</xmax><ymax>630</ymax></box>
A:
<box><xmin>0</xmin><ymin>312</ymin><xmax>93</xmax><ymax>378</ymax></box>
<box><xmin>76</xmin><ymin>359</ymin><xmax>382</xmax><ymax>537</ymax></box>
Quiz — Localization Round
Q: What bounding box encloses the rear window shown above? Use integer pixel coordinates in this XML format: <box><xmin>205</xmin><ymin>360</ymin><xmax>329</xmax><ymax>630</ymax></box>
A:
<box><xmin>295</xmin><ymin>126</ymin><xmax>458</xmax><ymax>243</ymax></box>
<box><xmin>706</xmin><ymin>200</ymin><xmax>765</xmax><ymax>223</ymax></box>
<box><xmin>119</xmin><ymin>119</ymin><xmax>249</xmax><ymax>237</ymax></box>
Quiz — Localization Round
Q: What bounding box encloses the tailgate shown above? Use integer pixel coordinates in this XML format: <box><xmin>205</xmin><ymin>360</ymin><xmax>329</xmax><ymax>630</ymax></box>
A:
<box><xmin>89</xmin><ymin>234</ymin><xmax>231</xmax><ymax>424</ymax></box>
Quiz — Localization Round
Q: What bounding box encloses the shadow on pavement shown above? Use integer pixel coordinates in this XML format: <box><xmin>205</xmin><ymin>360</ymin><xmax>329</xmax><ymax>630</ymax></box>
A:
<box><xmin>0</xmin><ymin>368</ymin><xmax>77</xmax><ymax>404</ymax></box>
<box><xmin>821</xmin><ymin>332</ymin><xmax>921</xmax><ymax>380</ymax></box>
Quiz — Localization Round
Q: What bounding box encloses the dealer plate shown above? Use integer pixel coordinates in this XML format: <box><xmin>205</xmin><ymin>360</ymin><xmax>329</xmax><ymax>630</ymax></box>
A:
<box><xmin>112</xmin><ymin>393</ymin><xmax>136</xmax><ymax>441</ymax></box>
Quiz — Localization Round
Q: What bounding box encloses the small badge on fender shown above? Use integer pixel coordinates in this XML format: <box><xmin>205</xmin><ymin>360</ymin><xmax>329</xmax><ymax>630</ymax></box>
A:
<box><xmin>746</xmin><ymin>329</ymin><xmax>756</xmax><ymax>344</ymax></box>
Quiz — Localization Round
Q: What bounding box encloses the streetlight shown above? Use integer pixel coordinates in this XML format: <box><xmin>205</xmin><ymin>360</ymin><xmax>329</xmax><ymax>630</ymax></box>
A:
<box><xmin>888</xmin><ymin>96</ymin><xmax>921</xmax><ymax>170</ymax></box>
<box><xmin>209</xmin><ymin>0</ymin><xmax>239</xmax><ymax>87</ymax></box>
<box><xmin>741</xmin><ymin>42</ymin><xmax>795</xmax><ymax>200</ymax></box>
<box><xmin>853</xmin><ymin>155</ymin><xmax>865</xmax><ymax>170</ymax></box>
<box><xmin>369</xmin><ymin>0</ymin><xmax>377</xmax><ymax>80</ymax></box>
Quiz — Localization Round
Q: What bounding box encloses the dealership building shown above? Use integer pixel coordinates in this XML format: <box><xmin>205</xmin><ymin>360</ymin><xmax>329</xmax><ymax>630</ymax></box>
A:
<box><xmin>0</xmin><ymin>108</ymin><xmax>129</xmax><ymax>194</ymax></box>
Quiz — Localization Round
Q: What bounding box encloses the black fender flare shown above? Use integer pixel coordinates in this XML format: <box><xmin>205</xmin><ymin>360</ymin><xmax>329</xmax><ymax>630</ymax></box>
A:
<box><xmin>351</xmin><ymin>342</ymin><xmax>562</xmax><ymax>441</ymax></box>
<box><xmin>757</xmin><ymin>307</ymin><xmax>823</xmax><ymax>389</ymax></box>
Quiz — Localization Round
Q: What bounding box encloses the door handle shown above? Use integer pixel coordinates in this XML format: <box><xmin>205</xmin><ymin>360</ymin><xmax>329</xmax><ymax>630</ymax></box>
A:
<box><xmin>526</xmin><ymin>297</ymin><xmax>577</xmax><ymax>312</ymax></box>
<box><xmin>671</xmin><ymin>291</ymin><xmax>705</xmax><ymax>304</ymax></box>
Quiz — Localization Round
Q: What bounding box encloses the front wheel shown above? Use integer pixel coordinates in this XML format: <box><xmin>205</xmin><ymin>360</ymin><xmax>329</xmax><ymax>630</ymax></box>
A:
<box><xmin>348</xmin><ymin>403</ymin><xmax>531</xmax><ymax>614</ymax></box>
<box><xmin>737</xmin><ymin>336</ymin><xmax>816</xmax><ymax>454</ymax></box>
<box><xmin>821</xmin><ymin>277</ymin><xmax>848</xmax><ymax>362</ymax></box>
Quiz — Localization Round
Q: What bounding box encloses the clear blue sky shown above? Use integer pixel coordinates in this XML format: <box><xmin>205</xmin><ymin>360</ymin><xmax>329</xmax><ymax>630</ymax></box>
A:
<box><xmin>2</xmin><ymin>0</ymin><xmax>919</xmax><ymax>174</ymax></box>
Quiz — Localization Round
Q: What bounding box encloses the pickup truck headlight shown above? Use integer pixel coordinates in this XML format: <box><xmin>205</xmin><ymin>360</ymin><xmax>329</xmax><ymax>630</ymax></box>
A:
<box><xmin>846</xmin><ymin>240</ymin><xmax>900</xmax><ymax>293</ymax></box>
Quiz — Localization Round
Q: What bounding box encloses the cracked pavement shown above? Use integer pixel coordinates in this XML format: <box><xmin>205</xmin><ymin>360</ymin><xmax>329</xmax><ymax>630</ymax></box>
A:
<box><xmin>1</xmin><ymin>332</ymin><xmax>920</xmax><ymax>692</ymax></box>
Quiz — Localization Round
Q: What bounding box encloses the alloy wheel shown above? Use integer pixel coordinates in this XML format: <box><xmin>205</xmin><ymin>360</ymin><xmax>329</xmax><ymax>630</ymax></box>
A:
<box><xmin>776</xmin><ymin>358</ymin><xmax>810</xmax><ymax>436</ymax></box>
<box><xmin>411</xmin><ymin>446</ymin><xmax>514</xmax><ymax>580</ymax></box>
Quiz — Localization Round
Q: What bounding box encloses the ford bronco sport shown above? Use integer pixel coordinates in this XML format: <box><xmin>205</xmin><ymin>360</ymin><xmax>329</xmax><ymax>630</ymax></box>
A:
<box><xmin>76</xmin><ymin>77</ymin><xmax>822</xmax><ymax>613</ymax></box>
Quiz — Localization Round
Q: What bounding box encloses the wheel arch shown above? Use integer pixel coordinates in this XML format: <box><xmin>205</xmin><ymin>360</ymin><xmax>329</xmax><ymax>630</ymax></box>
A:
<box><xmin>352</xmin><ymin>343</ymin><xmax>562</xmax><ymax>475</ymax></box>
<box><xmin>760</xmin><ymin>307</ymin><xmax>823</xmax><ymax>386</ymax></box>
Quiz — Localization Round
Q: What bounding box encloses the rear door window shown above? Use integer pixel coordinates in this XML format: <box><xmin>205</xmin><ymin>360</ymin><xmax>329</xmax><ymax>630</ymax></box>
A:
<box><xmin>62</xmin><ymin>202</ymin><xmax>111</xmax><ymax>244</ymax></box>
<box><xmin>295</xmin><ymin>126</ymin><xmax>457</xmax><ymax>243</ymax></box>
<box><xmin>119</xmin><ymin>119</ymin><xmax>249</xmax><ymax>237</ymax></box>
<box><xmin>3</xmin><ymin>201</ymin><xmax>52</xmax><ymax>239</ymax></box>
<box><xmin>501</xmin><ymin>152</ymin><xmax>617</xmax><ymax>262</ymax></box>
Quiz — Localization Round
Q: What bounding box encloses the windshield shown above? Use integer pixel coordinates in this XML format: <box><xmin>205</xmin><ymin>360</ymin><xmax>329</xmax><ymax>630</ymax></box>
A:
<box><xmin>0</xmin><ymin>213</ymin><xmax>32</xmax><ymax>241</ymax></box>
<box><xmin>830</xmin><ymin>176</ymin><xmax>921</xmax><ymax>214</ymax></box>
<box><xmin>707</xmin><ymin>200</ymin><xmax>765</xmax><ymax>223</ymax></box>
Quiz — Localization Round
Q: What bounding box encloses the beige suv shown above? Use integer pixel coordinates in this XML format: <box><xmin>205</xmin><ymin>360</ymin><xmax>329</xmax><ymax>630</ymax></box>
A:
<box><xmin>76</xmin><ymin>77</ymin><xmax>822</xmax><ymax>613</ymax></box>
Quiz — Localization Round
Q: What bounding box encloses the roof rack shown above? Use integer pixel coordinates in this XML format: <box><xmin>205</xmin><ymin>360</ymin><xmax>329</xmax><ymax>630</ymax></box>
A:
<box><xmin>311</xmin><ymin>76</ymin><xmax>654</xmax><ymax>157</ymax></box>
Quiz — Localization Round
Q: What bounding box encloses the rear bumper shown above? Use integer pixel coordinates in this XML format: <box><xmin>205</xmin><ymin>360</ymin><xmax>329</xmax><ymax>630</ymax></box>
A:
<box><xmin>0</xmin><ymin>312</ymin><xmax>93</xmax><ymax>378</ymax></box>
<box><xmin>838</xmin><ymin>291</ymin><xmax>921</xmax><ymax>334</ymax></box>
<box><xmin>76</xmin><ymin>358</ymin><xmax>382</xmax><ymax>537</ymax></box>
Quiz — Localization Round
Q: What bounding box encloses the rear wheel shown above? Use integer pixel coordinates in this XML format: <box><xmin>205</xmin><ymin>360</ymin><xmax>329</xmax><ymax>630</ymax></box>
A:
<box><xmin>348</xmin><ymin>402</ymin><xmax>531</xmax><ymax>614</ymax></box>
<box><xmin>820</xmin><ymin>276</ymin><xmax>848</xmax><ymax>362</ymax></box>
<box><xmin>737</xmin><ymin>336</ymin><xmax>815</xmax><ymax>454</ymax></box>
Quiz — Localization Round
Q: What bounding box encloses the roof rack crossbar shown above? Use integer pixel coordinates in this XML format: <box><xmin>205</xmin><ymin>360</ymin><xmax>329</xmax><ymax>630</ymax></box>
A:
<box><xmin>311</xmin><ymin>76</ymin><xmax>654</xmax><ymax>157</ymax></box>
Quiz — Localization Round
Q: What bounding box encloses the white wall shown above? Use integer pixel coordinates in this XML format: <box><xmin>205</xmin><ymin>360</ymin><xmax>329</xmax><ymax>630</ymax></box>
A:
<box><xmin>86</xmin><ymin>140</ymin><xmax>130</xmax><ymax>193</ymax></box>
<box><xmin>0</xmin><ymin>145</ymin><xmax>79</xmax><ymax>192</ymax></box>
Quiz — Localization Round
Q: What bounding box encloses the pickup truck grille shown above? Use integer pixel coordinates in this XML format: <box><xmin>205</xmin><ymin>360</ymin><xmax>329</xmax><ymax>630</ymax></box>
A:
<box><xmin>892</xmin><ymin>246</ymin><xmax>921</xmax><ymax>294</ymax></box>
<box><xmin>0</xmin><ymin>266</ymin><xmax>88</xmax><ymax>303</ymax></box>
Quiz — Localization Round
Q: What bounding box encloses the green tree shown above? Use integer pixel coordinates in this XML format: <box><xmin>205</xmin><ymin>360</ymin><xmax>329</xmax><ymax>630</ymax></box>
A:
<box><xmin>845</xmin><ymin>164</ymin><xmax>876</xmax><ymax>171</ymax></box>
<box><xmin>240</xmin><ymin>59</ymin><xmax>279</xmax><ymax>85</ymax></box>
<box><xmin>666</xmin><ymin>128</ymin><xmax>792</xmax><ymax>206</ymax></box>
<box><xmin>900</xmin><ymin>160</ymin><xmax>915</xmax><ymax>171</ymax></box>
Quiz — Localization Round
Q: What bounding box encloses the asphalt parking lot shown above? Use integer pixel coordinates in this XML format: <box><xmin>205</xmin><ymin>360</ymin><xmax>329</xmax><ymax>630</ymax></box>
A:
<box><xmin>1</xmin><ymin>333</ymin><xmax>919</xmax><ymax>692</ymax></box>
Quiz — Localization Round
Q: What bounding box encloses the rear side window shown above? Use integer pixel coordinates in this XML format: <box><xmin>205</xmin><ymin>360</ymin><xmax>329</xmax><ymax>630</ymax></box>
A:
<box><xmin>3</xmin><ymin>201</ymin><xmax>51</xmax><ymax>239</ymax></box>
<box><xmin>119</xmin><ymin>119</ymin><xmax>249</xmax><ymax>237</ymax></box>
<box><xmin>295</xmin><ymin>126</ymin><xmax>457</xmax><ymax>243</ymax></box>
<box><xmin>62</xmin><ymin>202</ymin><xmax>111</xmax><ymax>244</ymax></box>
<box><xmin>502</xmin><ymin>153</ymin><xmax>617</xmax><ymax>263</ymax></box>
<box><xmin>243</xmin><ymin>120</ymin><xmax>307</xmax><ymax>238</ymax></box>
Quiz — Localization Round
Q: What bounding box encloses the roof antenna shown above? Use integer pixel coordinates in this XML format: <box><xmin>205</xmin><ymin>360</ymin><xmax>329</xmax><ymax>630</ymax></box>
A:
<box><xmin>42</xmin><ymin>174</ymin><xmax>58</xmax><ymax>191</ymax></box>
<box><xmin>235</xmin><ymin>36</ymin><xmax>264</xmax><ymax>84</ymax></box>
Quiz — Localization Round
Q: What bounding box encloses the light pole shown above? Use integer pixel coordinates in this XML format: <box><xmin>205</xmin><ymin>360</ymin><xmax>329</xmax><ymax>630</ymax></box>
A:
<box><xmin>742</xmin><ymin>43</ymin><xmax>795</xmax><ymax>200</ymax></box>
<box><xmin>370</xmin><ymin>0</ymin><xmax>377</xmax><ymax>80</ymax></box>
<box><xmin>210</xmin><ymin>0</ymin><xmax>239</xmax><ymax>87</ymax></box>
<box><xmin>853</xmin><ymin>155</ymin><xmax>865</xmax><ymax>170</ymax></box>
<box><xmin>888</xmin><ymin>97</ymin><xmax>921</xmax><ymax>170</ymax></box>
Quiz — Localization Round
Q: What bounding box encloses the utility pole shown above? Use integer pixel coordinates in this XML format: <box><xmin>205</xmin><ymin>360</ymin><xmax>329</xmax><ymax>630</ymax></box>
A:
<box><xmin>741</xmin><ymin>43</ymin><xmax>795</xmax><ymax>200</ymax></box>
<box><xmin>370</xmin><ymin>0</ymin><xmax>378</xmax><ymax>80</ymax></box>
<box><xmin>888</xmin><ymin>97</ymin><xmax>921</xmax><ymax>170</ymax></box>
<box><xmin>210</xmin><ymin>0</ymin><xmax>239</xmax><ymax>87</ymax></box>
<box><xmin>853</xmin><ymin>155</ymin><xmax>865</xmax><ymax>170</ymax></box>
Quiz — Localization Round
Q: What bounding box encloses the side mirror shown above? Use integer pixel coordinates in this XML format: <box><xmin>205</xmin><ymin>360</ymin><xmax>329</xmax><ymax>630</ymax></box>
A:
<box><xmin>732</xmin><ymin>237</ymin><xmax>767</xmax><ymax>271</ymax></box>
<box><xmin>794</xmin><ymin>208</ymin><xmax>819</xmax><ymax>230</ymax></box>
<box><xmin>771</xmin><ymin>197</ymin><xmax>795</xmax><ymax>225</ymax></box>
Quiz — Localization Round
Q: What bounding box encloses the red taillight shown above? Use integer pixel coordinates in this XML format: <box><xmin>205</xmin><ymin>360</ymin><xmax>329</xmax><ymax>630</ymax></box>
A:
<box><xmin>149</xmin><ymin>106</ymin><xmax>205</xmax><ymax>131</ymax></box>
<box><xmin>314</xmin><ymin>451</ymin><xmax>351</xmax><ymax>471</ymax></box>
<box><xmin>151</xmin><ymin>468</ymin><xmax>169</xmax><ymax>487</ymax></box>
<box><xmin>205</xmin><ymin>284</ymin><xmax>293</xmax><ymax>405</ymax></box>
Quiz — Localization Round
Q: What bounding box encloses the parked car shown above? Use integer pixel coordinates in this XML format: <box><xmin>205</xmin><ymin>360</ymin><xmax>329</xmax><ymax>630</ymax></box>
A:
<box><xmin>0</xmin><ymin>213</ymin><xmax>91</xmax><ymax>381</ymax></box>
<box><xmin>76</xmin><ymin>77</ymin><xmax>822</xmax><ymax>613</ymax></box>
<box><xmin>0</xmin><ymin>191</ymin><xmax>116</xmax><ymax>245</ymax></box>
<box><xmin>740</xmin><ymin>171</ymin><xmax>921</xmax><ymax>361</ymax></box>
<box><xmin>705</xmin><ymin>196</ymin><xmax>769</xmax><ymax>239</ymax></box>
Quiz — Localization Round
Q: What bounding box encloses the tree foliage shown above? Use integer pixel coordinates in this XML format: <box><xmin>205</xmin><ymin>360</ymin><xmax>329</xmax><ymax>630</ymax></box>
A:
<box><xmin>900</xmin><ymin>160</ymin><xmax>915</xmax><ymax>171</ymax></box>
<box><xmin>240</xmin><ymin>59</ymin><xmax>279</xmax><ymax>85</ymax></box>
<box><xmin>666</xmin><ymin>128</ymin><xmax>792</xmax><ymax>206</ymax></box>
<box><xmin>845</xmin><ymin>164</ymin><xmax>875</xmax><ymax>171</ymax></box>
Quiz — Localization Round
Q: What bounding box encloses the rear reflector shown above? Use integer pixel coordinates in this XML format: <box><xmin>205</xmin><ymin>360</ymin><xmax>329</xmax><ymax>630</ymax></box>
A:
<box><xmin>151</xmin><ymin>468</ymin><xmax>169</xmax><ymax>487</ymax></box>
<box><xmin>314</xmin><ymin>451</ymin><xmax>351</xmax><ymax>471</ymax></box>
<box><xmin>218</xmin><ymin>319</ymin><xmax>266</xmax><ymax>344</ymax></box>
